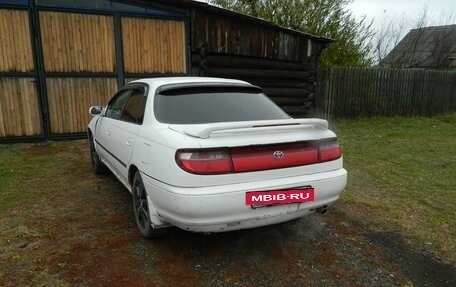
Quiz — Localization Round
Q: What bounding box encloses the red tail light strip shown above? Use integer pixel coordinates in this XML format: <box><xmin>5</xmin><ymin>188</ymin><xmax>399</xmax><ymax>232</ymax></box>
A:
<box><xmin>176</xmin><ymin>139</ymin><xmax>342</xmax><ymax>175</ymax></box>
<box><xmin>231</xmin><ymin>144</ymin><xmax>318</xmax><ymax>172</ymax></box>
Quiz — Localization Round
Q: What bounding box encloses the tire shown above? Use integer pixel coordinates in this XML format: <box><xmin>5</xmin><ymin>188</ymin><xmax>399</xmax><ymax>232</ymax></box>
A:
<box><xmin>132</xmin><ymin>172</ymin><xmax>168</xmax><ymax>238</ymax></box>
<box><xmin>89</xmin><ymin>135</ymin><xmax>107</xmax><ymax>174</ymax></box>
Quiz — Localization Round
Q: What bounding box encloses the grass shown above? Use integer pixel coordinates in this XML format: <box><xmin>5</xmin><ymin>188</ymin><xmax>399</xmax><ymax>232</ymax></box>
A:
<box><xmin>0</xmin><ymin>115</ymin><xmax>455</xmax><ymax>265</ymax></box>
<box><xmin>0</xmin><ymin>140</ymin><xmax>84</xmax><ymax>215</ymax></box>
<box><xmin>0</xmin><ymin>143</ymin><xmax>43</xmax><ymax>214</ymax></box>
<box><xmin>336</xmin><ymin>113</ymin><xmax>456</xmax><ymax>263</ymax></box>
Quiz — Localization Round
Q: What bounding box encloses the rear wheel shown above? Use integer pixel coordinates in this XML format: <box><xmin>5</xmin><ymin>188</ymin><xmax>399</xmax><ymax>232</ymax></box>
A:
<box><xmin>89</xmin><ymin>134</ymin><xmax>107</xmax><ymax>174</ymax></box>
<box><xmin>132</xmin><ymin>172</ymin><xmax>168</xmax><ymax>238</ymax></box>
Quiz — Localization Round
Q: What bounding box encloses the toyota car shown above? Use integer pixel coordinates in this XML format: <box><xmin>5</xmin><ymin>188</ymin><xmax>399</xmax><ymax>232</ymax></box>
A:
<box><xmin>87</xmin><ymin>77</ymin><xmax>347</xmax><ymax>238</ymax></box>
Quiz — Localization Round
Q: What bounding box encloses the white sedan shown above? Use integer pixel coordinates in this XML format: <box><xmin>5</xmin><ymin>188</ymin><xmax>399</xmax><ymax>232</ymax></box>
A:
<box><xmin>88</xmin><ymin>77</ymin><xmax>347</xmax><ymax>238</ymax></box>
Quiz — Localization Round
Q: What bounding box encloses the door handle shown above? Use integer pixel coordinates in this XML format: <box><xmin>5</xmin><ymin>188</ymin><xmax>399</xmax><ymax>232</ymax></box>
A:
<box><xmin>106</xmin><ymin>130</ymin><xmax>111</xmax><ymax>136</ymax></box>
<box><xmin>126</xmin><ymin>140</ymin><xmax>132</xmax><ymax>147</ymax></box>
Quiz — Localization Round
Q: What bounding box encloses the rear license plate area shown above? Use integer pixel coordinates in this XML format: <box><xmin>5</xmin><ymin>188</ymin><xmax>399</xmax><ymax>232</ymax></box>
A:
<box><xmin>246</xmin><ymin>186</ymin><xmax>314</xmax><ymax>208</ymax></box>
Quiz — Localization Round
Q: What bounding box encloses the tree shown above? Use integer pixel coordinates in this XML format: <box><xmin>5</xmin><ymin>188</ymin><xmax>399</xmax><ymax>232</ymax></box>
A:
<box><xmin>374</xmin><ymin>15</ymin><xmax>409</xmax><ymax>65</ymax></box>
<box><xmin>210</xmin><ymin>0</ymin><xmax>374</xmax><ymax>66</ymax></box>
<box><xmin>376</xmin><ymin>4</ymin><xmax>456</xmax><ymax>69</ymax></box>
<box><xmin>375</xmin><ymin>5</ymin><xmax>429</xmax><ymax>66</ymax></box>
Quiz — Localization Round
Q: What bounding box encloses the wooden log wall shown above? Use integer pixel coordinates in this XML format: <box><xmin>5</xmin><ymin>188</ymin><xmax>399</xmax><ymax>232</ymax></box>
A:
<box><xmin>192</xmin><ymin>53</ymin><xmax>316</xmax><ymax>118</ymax></box>
<box><xmin>0</xmin><ymin>9</ymin><xmax>34</xmax><ymax>72</ymax></box>
<box><xmin>39</xmin><ymin>11</ymin><xmax>115</xmax><ymax>73</ymax></box>
<box><xmin>0</xmin><ymin>78</ymin><xmax>41</xmax><ymax>137</ymax></box>
<box><xmin>122</xmin><ymin>17</ymin><xmax>186</xmax><ymax>74</ymax></box>
<box><xmin>190</xmin><ymin>9</ymin><xmax>329</xmax><ymax>117</ymax></box>
<box><xmin>46</xmin><ymin>78</ymin><xmax>117</xmax><ymax>134</ymax></box>
<box><xmin>191</xmin><ymin>10</ymin><xmax>317</xmax><ymax>62</ymax></box>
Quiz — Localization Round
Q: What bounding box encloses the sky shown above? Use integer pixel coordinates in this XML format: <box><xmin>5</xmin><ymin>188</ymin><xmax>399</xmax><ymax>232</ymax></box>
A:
<box><xmin>348</xmin><ymin>0</ymin><xmax>456</xmax><ymax>33</ymax></box>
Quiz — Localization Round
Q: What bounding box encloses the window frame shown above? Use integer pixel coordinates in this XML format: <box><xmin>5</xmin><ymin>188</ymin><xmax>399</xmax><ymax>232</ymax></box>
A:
<box><xmin>104</xmin><ymin>83</ymin><xmax>148</xmax><ymax>124</ymax></box>
<box><xmin>120</xmin><ymin>89</ymin><xmax>147</xmax><ymax>125</ymax></box>
<box><xmin>105</xmin><ymin>89</ymin><xmax>132</xmax><ymax>120</ymax></box>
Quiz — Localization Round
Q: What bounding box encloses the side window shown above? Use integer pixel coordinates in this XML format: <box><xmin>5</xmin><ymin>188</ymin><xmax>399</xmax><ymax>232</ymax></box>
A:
<box><xmin>121</xmin><ymin>90</ymin><xmax>147</xmax><ymax>124</ymax></box>
<box><xmin>106</xmin><ymin>90</ymin><xmax>131</xmax><ymax>120</ymax></box>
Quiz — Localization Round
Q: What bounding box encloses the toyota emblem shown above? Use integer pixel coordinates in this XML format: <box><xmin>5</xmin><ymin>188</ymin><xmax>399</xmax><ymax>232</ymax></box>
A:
<box><xmin>273</xmin><ymin>151</ymin><xmax>284</xmax><ymax>159</ymax></box>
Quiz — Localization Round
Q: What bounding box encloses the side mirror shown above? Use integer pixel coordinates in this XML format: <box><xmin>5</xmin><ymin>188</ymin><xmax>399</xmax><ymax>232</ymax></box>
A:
<box><xmin>89</xmin><ymin>106</ymin><xmax>103</xmax><ymax>116</ymax></box>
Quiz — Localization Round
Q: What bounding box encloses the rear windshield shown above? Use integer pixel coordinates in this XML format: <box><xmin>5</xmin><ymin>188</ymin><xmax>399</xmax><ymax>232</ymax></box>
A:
<box><xmin>154</xmin><ymin>86</ymin><xmax>290</xmax><ymax>124</ymax></box>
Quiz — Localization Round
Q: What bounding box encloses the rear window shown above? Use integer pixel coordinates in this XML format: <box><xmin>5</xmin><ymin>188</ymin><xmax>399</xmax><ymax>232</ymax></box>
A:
<box><xmin>154</xmin><ymin>86</ymin><xmax>290</xmax><ymax>124</ymax></box>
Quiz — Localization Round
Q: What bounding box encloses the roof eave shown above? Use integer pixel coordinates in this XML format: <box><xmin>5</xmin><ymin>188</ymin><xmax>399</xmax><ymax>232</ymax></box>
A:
<box><xmin>141</xmin><ymin>0</ymin><xmax>334</xmax><ymax>43</ymax></box>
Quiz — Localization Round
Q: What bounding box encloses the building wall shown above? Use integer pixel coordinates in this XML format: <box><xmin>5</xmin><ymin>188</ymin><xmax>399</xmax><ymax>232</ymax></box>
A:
<box><xmin>0</xmin><ymin>0</ymin><xmax>327</xmax><ymax>141</ymax></box>
<box><xmin>189</xmin><ymin>9</ymin><xmax>327</xmax><ymax>118</ymax></box>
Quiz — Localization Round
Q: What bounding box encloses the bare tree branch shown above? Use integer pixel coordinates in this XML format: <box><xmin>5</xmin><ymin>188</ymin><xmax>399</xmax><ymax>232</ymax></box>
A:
<box><xmin>377</xmin><ymin>3</ymin><xmax>456</xmax><ymax>69</ymax></box>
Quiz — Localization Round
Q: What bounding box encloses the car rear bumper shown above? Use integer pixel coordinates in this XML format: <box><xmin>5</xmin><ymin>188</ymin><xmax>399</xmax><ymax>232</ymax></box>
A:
<box><xmin>141</xmin><ymin>168</ymin><xmax>347</xmax><ymax>233</ymax></box>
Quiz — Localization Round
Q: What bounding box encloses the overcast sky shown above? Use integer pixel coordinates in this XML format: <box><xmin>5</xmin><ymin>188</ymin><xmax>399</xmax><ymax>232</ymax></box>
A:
<box><xmin>348</xmin><ymin>0</ymin><xmax>456</xmax><ymax>33</ymax></box>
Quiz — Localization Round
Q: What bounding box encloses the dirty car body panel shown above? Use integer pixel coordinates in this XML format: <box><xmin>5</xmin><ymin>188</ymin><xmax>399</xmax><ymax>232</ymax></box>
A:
<box><xmin>88</xmin><ymin>77</ymin><xmax>347</xmax><ymax>236</ymax></box>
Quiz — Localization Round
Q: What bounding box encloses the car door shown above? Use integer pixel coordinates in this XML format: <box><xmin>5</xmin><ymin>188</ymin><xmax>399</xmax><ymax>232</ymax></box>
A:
<box><xmin>95</xmin><ymin>89</ymin><xmax>132</xmax><ymax>174</ymax></box>
<box><xmin>108</xmin><ymin>87</ymin><xmax>148</xmax><ymax>183</ymax></box>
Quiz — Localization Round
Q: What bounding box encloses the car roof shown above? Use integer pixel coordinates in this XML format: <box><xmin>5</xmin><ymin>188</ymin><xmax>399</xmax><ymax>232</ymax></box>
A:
<box><xmin>129</xmin><ymin>77</ymin><xmax>250</xmax><ymax>87</ymax></box>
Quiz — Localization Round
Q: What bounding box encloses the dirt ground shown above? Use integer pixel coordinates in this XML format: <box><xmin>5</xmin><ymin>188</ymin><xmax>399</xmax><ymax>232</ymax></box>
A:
<box><xmin>0</xmin><ymin>140</ymin><xmax>455</xmax><ymax>287</ymax></box>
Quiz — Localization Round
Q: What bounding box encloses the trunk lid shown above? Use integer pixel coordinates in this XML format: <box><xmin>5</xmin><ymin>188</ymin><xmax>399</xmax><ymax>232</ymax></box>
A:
<box><xmin>171</xmin><ymin>118</ymin><xmax>342</xmax><ymax>184</ymax></box>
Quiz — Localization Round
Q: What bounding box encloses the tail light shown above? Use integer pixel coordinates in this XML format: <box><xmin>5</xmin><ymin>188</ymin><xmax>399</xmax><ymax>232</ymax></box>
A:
<box><xmin>176</xmin><ymin>149</ymin><xmax>233</xmax><ymax>175</ymax></box>
<box><xmin>230</xmin><ymin>143</ymin><xmax>318</xmax><ymax>172</ymax></box>
<box><xmin>319</xmin><ymin>140</ymin><xmax>342</xmax><ymax>162</ymax></box>
<box><xmin>176</xmin><ymin>139</ymin><xmax>342</xmax><ymax>175</ymax></box>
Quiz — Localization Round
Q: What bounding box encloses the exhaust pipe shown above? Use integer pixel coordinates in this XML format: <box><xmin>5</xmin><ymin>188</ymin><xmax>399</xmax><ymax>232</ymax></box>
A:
<box><xmin>316</xmin><ymin>205</ymin><xmax>328</xmax><ymax>214</ymax></box>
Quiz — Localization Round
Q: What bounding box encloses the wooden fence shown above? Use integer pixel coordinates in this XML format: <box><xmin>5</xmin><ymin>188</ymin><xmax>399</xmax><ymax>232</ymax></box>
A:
<box><xmin>122</xmin><ymin>18</ymin><xmax>186</xmax><ymax>74</ymax></box>
<box><xmin>0</xmin><ymin>5</ymin><xmax>187</xmax><ymax>140</ymax></box>
<box><xmin>316</xmin><ymin>67</ymin><xmax>456</xmax><ymax>119</ymax></box>
<box><xmin>39</xmin><ymin>12</ymin><xmax>116</xmax><ymax>73</ymax></box>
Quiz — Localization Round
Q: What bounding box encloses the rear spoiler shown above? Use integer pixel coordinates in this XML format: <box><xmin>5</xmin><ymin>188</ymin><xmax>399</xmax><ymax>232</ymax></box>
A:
<box><xmin>169</xmin><ymin>118</ymin><xmax>328</xmax><ymax>139</ymax></box>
